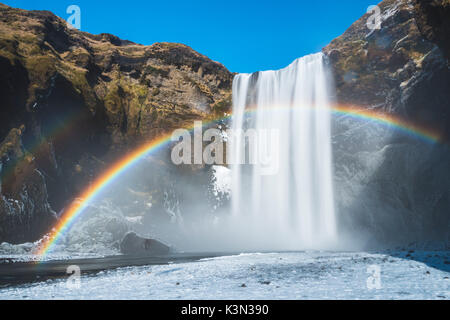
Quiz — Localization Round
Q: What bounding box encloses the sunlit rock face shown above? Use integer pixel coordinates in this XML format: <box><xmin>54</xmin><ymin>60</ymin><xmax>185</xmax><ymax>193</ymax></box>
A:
<box><xmin>324</xmin><ymin>0</ymin><xmax>450</xmax><ymax>247</ymax></box>
<box><xmin>0</xmin><ymin>4</ymin><xmax>232</xmax><ymax>242</ymax></box>
<box><xmin>324</xmin><ymin>0</ymin><xmax>450</xmax><ymax>139</ymax></box>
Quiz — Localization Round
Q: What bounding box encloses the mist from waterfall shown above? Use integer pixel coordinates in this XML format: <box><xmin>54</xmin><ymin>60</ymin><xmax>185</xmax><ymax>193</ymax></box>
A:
<box><xmin>53</xmin><ymin>53</ymin><xmax>341</xmax><ymax>254</ymax></box>
<box><xmin>230</xmin><ymin>53</ymin><xmax>337</xmax><ymax>250</ymax></box>
<box><xmin>52</xmin><ymin>53</ymin><xmax>341</xmax><ymax>254</ymax></box>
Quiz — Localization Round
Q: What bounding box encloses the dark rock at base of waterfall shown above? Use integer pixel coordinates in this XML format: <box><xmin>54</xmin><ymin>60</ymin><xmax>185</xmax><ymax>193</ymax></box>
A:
<box><xmin>119</xmin><ymin>232</ymin><xmax>170</xmax><ymax>256</ymax></box>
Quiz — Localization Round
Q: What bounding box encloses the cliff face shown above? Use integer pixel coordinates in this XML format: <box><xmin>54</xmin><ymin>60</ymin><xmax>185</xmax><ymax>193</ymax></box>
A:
<box><xmin>324</xmin><ymin>0</ymin><xmax>450</xmax><ymax>140</ymax></box>
<box><xmin>415</xmin><ymin>0</ymin><xmax>450</xmax><ymax>61</ymax></box>
<box><xmin>324</xmin><ymin>0</ymin><xmax>450</xmax><ymax>246</ymax></box>
<box><xmin>0</xmin><ymin>4</ymin><xmax>232</xmax><ymax>243</ymax></box>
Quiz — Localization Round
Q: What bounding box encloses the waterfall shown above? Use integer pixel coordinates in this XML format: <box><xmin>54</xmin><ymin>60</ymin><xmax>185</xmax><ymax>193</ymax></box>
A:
<box><xmin>230</xmin><ymin>53</ymin><xmax>336</xmax><ymax>249</ymax></box>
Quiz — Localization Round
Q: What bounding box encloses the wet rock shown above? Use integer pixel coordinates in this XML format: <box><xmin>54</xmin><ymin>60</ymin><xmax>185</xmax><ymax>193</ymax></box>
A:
<box><xmin>119</xmin><ymin>232</ymin><xmax>170</xmax><ymax>256</ymax></box>
<box><xmin>0</xmin><ymin>128</ymin><xmax>57</xmax><ymax>243</ymax></box>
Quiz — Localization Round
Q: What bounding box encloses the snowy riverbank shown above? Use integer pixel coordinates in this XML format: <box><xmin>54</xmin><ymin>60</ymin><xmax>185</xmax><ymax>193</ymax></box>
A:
<box><xmin>0</xmin><ymin>251</ymin><xmax>448</xmax><ymax>299</ymax></box>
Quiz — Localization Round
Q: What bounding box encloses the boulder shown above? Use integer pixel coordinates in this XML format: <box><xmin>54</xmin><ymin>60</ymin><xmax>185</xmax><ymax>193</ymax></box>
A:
<box><xmin>119</xmin><ymin>231</ymin><xmax>170</xmax><ymax>256</ymax></box>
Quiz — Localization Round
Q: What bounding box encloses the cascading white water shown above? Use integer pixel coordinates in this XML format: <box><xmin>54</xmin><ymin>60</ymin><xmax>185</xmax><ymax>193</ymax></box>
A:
<box><xmin>230</xmin><ymin>53</ymin><xmax>336</xmax><ymax>249</ymax></box>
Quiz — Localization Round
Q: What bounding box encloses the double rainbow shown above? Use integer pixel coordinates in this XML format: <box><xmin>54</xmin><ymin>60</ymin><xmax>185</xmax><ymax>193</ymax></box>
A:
<box><xmin>35</xmin><ymin>104</ymin><xmax>443</xmax><ymax>257</ymax></box>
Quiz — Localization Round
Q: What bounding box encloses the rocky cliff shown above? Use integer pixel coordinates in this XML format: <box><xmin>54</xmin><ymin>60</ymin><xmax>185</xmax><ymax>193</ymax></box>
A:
<box><xmin>324</xmin><ymin>0</ymin><xmax>449</xmax><ymax>139</ymax></box>
<box><xmin>0</xmin><ymin>3</ymin><xmax>233</xmax><ymax>243</ymax></box>
<box><xmin>323</xmin><ymin>0</ymin><xmax>450</xmax><ymax>247</ymax></box>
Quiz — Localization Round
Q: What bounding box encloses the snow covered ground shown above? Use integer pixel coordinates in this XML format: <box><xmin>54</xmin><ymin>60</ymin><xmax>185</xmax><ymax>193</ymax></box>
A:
<box><xmin>0</xmin><ymin>251</ymin><xmax>448</xmax><ymax>300</ymax></box>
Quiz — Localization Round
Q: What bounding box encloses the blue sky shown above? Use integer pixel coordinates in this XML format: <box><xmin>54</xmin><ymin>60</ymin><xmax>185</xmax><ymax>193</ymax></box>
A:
<box><xmin>5</xmin><ymin>0</ymin><xmax>376</xmax><ymax>73</ymax></box>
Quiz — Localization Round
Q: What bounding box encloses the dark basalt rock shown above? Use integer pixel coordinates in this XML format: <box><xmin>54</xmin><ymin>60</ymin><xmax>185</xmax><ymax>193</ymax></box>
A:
<box><xmin>415</xmin><ymin>0</ymin><xmax>450</xmax><ymax>62</ymax></box>
<box><xmin>119</xmin><ymin>232</ymin><xmax>171</xmax><ymax>256</ymax></box>
<box><xmin>0</xmin><ymin>127</ymin><xmax>57</xmax><ymax>243</ymax></box>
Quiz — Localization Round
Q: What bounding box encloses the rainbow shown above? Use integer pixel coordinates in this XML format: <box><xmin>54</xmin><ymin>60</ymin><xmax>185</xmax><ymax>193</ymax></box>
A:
<box><xmin>35</xmin><ymin>104</ymin><xmax>443</xmax><ymax>257</ymax></box>
<box><xmin>332</xmin><ymin>105</ymin><xmax>441</xmax><ymax>144</ymax></box>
